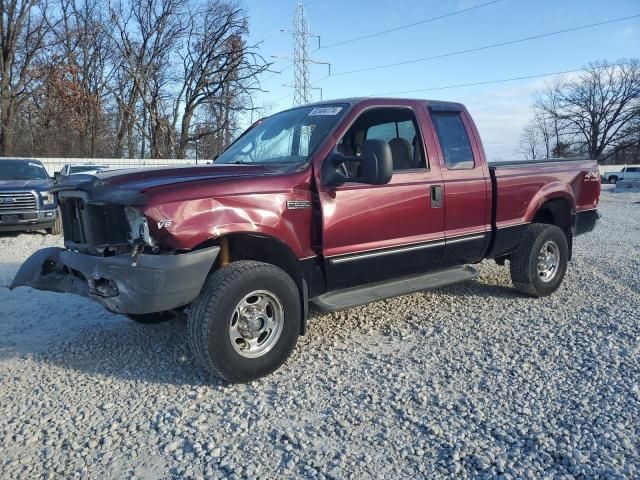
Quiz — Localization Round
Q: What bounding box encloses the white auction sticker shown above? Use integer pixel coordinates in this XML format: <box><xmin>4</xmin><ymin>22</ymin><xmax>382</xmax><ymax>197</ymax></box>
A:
<box><xmin>308</xmin><ymin>107</ymin><xmax>343</xmax><ymax>116</ymax></box>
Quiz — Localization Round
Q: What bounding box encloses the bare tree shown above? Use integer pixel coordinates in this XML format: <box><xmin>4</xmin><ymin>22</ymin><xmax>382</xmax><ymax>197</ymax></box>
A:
<box><xmin>560</xmin><ymin>60</ymin><xmax>640</xmax><ymax>159</ymax></box>
<box><xmin>109</xmin><ymin>61</ymin><xmax>139</xmax><ymax>157</ymax></box>
<box><xmin>517</xmin><ymin>118</ymin><xmax>543</xmax><ymax>160</ymax></box>
<box><xmin>108</xmin><ymin>0</ymin><xmax>187</xmax><ymax>158</ymax></box>
<box><xmin>520</xmin><ymin>59</ymin><xmax>640</xmax><ymax>161</ymax></box>
<box><xmin>170</xmin><ymin>1</ymin><xmax>266</xmax><ymax>158</ymax></box>
<box><xmin>606</xmin><ymin>109</ymin><xmax>640</xmax><ymax>164</ymax></box>
<box><xmin>57</xmin><ymin>0</ymin><xmax>114</xmax><ymax>156</ymax></box>
<box><xmin>2</xmin><ymin>0</ymin><xmax>271</xmax><ymax>159</ymax></box>
<box><xmin>16</xmin><ymin>0</ymin><xmax>115</xmax><ymax>157</ymax></box>
<box><xmin>0</xmin><ymin>0</ymin><xmax>52</xmax><ymax>155</ymax></box>
<box><xmin>533</xmin><ymin>79</ymin><xmax>571</xmax><ymax>156</ymax></box>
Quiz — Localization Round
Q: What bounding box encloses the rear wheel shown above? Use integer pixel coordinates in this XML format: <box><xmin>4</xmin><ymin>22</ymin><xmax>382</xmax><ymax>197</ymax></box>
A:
<box><xmin>510</xmin><ymin>223</ymin><xmax>568</xmax><ymax>297</ymax></box>
<box><xmin>609</xmin><ymin>176</ymin><xmax>618</xmax><ymax>184</ymax></box>
<box><xmin>187</xmin><ymin>261</ymin><xmax>300</xmax><ymax>383</ymax></box>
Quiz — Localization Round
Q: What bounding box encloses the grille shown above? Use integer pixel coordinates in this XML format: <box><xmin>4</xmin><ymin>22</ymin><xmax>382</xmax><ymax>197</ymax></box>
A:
<box><xmin>0</xmin><ymin>191</ymin><xmax>37</xmax><ymax>212</ymax></box>
<box><xmin>60</xmin><ymin>196</ymin><xmax>131</xmax><ymax>249</ymax></box>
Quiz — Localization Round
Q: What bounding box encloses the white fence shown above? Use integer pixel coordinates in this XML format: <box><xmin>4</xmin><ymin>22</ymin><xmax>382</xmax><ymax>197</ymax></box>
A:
<box><xmin>3</xmin><ymin>156</ymin><xmax>639</xmax><ymax>178</ymax></box>
<box><xmin>1</xmin><ymin>157</ymin><xmax>201</xmax><ymax>176</ymax></box>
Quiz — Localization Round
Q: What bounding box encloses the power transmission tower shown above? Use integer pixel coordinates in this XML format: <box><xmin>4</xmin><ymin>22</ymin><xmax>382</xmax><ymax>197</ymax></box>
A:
<box><xmin>293</xmin><ymin>2</ymin><xmax>312</xmax><ymax>105</ymax></box>
<box><xmin>274</xmin><ymin>1</ymin><xmax>330</xmax><ymax>106</ymax></box>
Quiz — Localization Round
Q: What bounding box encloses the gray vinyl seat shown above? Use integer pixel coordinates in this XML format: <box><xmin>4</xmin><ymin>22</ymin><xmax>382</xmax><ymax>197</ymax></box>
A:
<box><xmin>389</xmin><ymin>137</ymin><xmax>414</xmax><ymax>170</ymax></box>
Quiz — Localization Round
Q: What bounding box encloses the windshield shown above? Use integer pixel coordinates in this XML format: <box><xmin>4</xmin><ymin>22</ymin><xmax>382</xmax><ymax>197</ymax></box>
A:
<box><xmin>70</xmin><ymin>165</ymin><xmax>104</xmax><ymax>173</ymax></box>
<box><xmin>0</xmin><ymin>160</ymin><xmax>49</xmax><ymax>180</ymax></box>
<box><xmin>215</xmin><ymin>104</ymin><xmax>348</xmax><ymax>167</ymax></box>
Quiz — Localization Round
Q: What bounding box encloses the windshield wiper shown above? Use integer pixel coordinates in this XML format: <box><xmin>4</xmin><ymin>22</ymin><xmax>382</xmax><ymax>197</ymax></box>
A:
<box><xmin>223</xmin><ymin>158</ymin><xmax>249</xmax><ymax>165</ymax></box>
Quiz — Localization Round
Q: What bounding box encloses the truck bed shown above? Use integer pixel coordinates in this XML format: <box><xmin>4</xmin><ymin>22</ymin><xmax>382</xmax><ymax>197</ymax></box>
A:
<box><xmin>487</xmin><ymin>158</ymin><xmax>600</xmax><ymax>258</ymax></box>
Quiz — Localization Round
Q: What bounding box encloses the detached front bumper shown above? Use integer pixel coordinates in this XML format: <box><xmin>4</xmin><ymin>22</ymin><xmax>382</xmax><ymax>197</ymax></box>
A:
<box><xmin>10</xmin><ymin>246</ymin><xmax>219</xmax><ymax>315</ymax></box>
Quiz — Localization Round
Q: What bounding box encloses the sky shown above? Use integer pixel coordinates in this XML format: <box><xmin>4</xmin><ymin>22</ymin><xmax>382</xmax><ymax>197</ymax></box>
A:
<box><xmin>241</xmin><ymin>0</ymin><xmax>640</xmax><ymax>160</ymax></box>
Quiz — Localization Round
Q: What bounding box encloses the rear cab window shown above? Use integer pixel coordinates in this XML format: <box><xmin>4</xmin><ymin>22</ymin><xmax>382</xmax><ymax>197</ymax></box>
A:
<box><xmin>431</xmin><ymin>111</ymin><xmax>475</xmax><ymax>170</ymax></box>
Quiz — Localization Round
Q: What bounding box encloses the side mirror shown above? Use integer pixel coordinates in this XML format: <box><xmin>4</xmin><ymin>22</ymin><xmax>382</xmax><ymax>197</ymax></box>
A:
<box><xmin>360</xmin><ymin>139</ymin><xmax>393</xmax><ymax>185</ymax></box>
<box><xmin>53</xmin><ymin>172</ymin><xmax>61</xmax><ymax>182</ymax></box>
<box><xmin>323</xmin><ymin>139</ymin><xmax>393</xmax><ymax>187</ymax></box>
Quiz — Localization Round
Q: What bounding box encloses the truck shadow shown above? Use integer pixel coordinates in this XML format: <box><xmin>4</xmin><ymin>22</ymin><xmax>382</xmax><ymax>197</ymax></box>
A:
<box><xmin>36</xmin><ymin>316</ymin><xmax>218</xmax><ymax>386</ymax></box>
<box><xmin>0</xmin><ymin>231</ymin><xmax>50</xmax><ymax>238</ymax></box>
<box><xmin>19</xmin><ymin>276</ymin><xmax>520</xmax><ymax>386</ymax></box>
<box><xmin>433</xmin><ymin>278</ymin><xmax>520</xmax><ymax>299</ymax></box>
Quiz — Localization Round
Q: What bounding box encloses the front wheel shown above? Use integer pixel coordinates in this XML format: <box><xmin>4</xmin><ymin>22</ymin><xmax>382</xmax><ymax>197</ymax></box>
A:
<box><xmin>46</xmin><ymin>211</ymin><xmax>63</xmax><ymax>235</ymax></box>
<box><xmin>510</xmin><ymin>224</ymin><xmax>569</xmax><ymax>297</ymax></box>
<box><xmin>187</xmin><ymin>261</ymin><xmax>301</xmax><ymax>383</ymax></box>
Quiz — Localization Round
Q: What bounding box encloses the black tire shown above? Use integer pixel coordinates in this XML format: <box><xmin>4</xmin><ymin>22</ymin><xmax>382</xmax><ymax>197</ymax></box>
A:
<box><xmin>127</xmin><ymin>311</ymin><xmax>175</xmax><ymax>324</ymax></box>
<box><xmin>188</xmin><ymin>261</ymin><xmax>301</xmax><ymax>383</ymax></box>
<box><xmin>609</xmin><ymin>176</ymin><xmax>618</xmax><ymax>184</ymax></box>
<box><xmin>509</xmin><ymin>223</ymin><xmax>569</xmax><ymax>297</ymax></box>
<box><xmin>46</xmin><ymin>211</ymin><xmax>63</xmax><ymax>235</ymax></box>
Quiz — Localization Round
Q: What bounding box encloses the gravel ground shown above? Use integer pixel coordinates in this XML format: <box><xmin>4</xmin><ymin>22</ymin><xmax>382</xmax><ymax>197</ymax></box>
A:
<box><xmin>1</xmin><ymin>190</ymin><xmax>639</xmax><ymax>479</ymax></box>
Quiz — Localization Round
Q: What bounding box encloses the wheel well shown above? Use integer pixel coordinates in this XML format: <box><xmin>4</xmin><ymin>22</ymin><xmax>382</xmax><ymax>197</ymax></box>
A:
<box><xmin>532</xmin><ymin>198</ymin><xmax>573</xmax><ymax>258</ymax></box>
<box><xmin>225</xmin><ymin>233</ymin><xmax>302</xmax><ymax>285</ymax></box>
<box><xmin>533</xmin><ymin>198</ymin><xmax>571</xmax><ymax>231</ymax></box>
<box><xmin>195</xmin><ymin>233</ymin><xmax>309</xmax><ymax>334</ymax></box>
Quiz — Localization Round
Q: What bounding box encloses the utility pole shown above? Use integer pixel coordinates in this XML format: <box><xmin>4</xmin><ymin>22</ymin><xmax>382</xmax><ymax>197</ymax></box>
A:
<box><xmin>274</xmin><ymin>1</ymin><xmax>330</xmax><ymax>106</ymax></box>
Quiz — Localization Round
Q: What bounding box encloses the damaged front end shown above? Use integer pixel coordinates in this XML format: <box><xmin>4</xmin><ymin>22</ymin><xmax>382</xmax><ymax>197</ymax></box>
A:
<box><xmin>10</xmin><ymin>175</ymin><xmax>219</xmax><ymax>315</ymax></box>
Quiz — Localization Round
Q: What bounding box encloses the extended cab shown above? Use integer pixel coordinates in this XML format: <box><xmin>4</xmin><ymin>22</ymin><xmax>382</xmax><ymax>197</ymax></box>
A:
<box><xmin>12</xmin><ymin>98</ymin><xmax>600</xmax><ymax>382</ymax></box>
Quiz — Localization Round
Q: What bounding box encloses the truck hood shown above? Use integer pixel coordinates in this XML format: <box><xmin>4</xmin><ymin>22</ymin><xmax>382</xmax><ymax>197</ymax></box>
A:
<box><xmin>52</xmin><ymin>164</ymin><xmax>286</xmax><ymax>206</ymax></box>
<box><xmin>0</xmin><ymin>179</ymin><xmax>52</xmax><ymax>191</ymax></box>
<box><xmin>96</xmin><ymin>164</ymin><xmax>281</xmax><ymax>190</ymax></box>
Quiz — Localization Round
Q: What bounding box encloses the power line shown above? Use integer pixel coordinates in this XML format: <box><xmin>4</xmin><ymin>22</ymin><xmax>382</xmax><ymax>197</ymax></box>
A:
<box><xmin>372</xmin><ymin>63</ymin><xmax>632</xmax><ymax>96</ymax></box>
<box><xmin>270</xmin><ymin>72</ymin><xmax>331</xmax><ymax>107</ymax></box>
<box><xmin>272</xmin><ymin>63</ymin><xmax>631</xmax><ymax>107</ymax></box>
<box><xmin>273</xmin><ymin>2</ymin><xmax>330</xmax><ymax>106</ymax></box>
<box><xmin>254</xmin><ymin>0</ymin><xmax>320</xmax><ymax>41</ymax></box>
<box><xmin>261</xmin><ymin>62</ymin><xmax>293</xmax><ymax>84</ymax></box>
<box><xmin>254</xmin><ymin>13</ymin><xmax>292</xmax><ymax>42</ymax></box>
<box><xmin>329</xmin><ymin>13</ymin><xmax>640</xmax><ymax>77</ymax></box>
<box><xmin>320</xmin><ymin>0</ymin><xmax>503</xmax><ymax>49</ymax></box>
<box><xmin>258</xmin><ymin>2</ymin><xmax>323</xmax><ymax>94</ymax></box>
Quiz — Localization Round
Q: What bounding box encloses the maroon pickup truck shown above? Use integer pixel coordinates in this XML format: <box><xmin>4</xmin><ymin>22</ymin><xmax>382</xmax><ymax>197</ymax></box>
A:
<box><xmin>12</xmin><ymin>98</ymin><xmax>600</xmax><ymax>382</ymax></box>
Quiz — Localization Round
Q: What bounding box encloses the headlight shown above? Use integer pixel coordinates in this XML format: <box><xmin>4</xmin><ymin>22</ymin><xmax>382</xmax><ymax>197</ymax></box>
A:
<box><xmin>41</xmin><ymin>191</ymin><xmax>55</xmax><ymax>205</ymax></box>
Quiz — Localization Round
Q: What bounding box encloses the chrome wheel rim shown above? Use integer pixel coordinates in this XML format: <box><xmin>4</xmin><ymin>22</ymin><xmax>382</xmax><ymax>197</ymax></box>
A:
<box><xmin>229</xmin><ymin>290</ymin><xmax>284</xmax><ymax>358</ymax></box>
<box><xmin>537</xmin><ymin>240</ymin><xmax>560</xmax><ymax>282</ymax></box>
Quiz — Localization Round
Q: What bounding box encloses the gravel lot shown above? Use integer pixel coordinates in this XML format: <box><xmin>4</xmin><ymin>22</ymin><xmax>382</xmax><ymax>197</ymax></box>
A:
<box><xmin>1</xmin><ymin>190</ymin><xmax>639</xmax><ymax>479</ymax></box>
